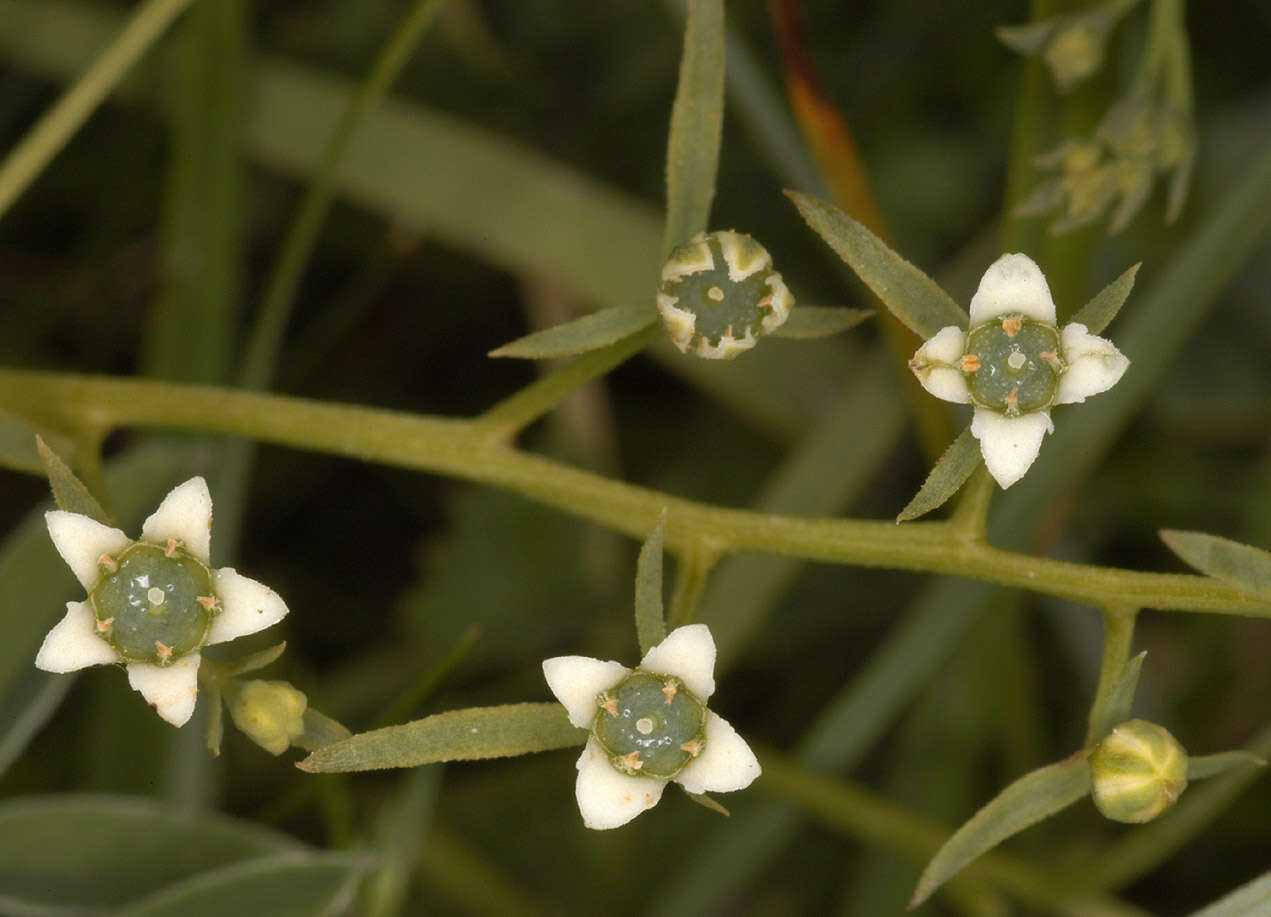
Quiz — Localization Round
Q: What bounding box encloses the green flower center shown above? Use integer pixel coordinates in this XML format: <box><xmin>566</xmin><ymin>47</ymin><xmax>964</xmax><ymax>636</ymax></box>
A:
<box><xmin>89</xmin><ymin>542</ymin><xmax>215</xmax><ymax>664</ymax></box>
<box><xmin>592</xmin><ymin>672</ymin><xmax>706</xmax><ymax>779</ymax></box>
<box><xmin>964</xmin><ymin>315</ymin><xmax>1063</xmax><ymax>415</ymax></box>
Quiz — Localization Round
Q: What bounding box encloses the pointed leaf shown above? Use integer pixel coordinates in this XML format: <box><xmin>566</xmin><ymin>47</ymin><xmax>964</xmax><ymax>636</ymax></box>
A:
<box><xmin>297</xmin><ymin>703</ymin><xmax>586</xmax><ymax>773</ymax></box>
<box><xmin>37</xmin><ymin>435</ymin><xmax>112</xmax><ymax>524</ymax></box>
<box><xmin>0</xmin><ymin>794</ymin><xmax>304</xmax><ymax>914</ymax></box>
<box><xmin>489</xmin><ymin>306</ymin><xmax>654</xmax><ymax>360</ymax></box>
<box><xmin>910</xmin><ymin>752</ymin><xmax>1092</xmax><ymax>909</ymax></box>
<box><xmin>685</xmin><ymin>790</ymin><xmax>730</xmax><ymax>817</ymax></box>
<box><xmin>1069</xmin><ymin>263</ymin><xmax>1139</xmax><ymax>334</ymax></box>
<box><xmin>1187</xmin><ymin>750</ymin><xmax>1266</xmax><ymax>781</ymax></box>
<box><xmin>222</xmin><ymin>641</ymin><xmax>289</xmax><ymax>677</ymax></box>
<box><xmin>118</xmin><ymin>851</ymin><xmax>368</xmax><ymax>917</ymax></box>
<box><xmin>897</xmin><ymin>428</ymin><xmax>982</xmax><ymax>523</ymax></box>
<box><xmin>1159</xmin><ymin>530</ymin><xmax>1271</xmax><ymax>601</ymax></box>
<box><xmin>769</xmin><ymin>306</ymin><xmax>872</xmax><ymax>339</ymax></box>
<box><xmin>635</xmin><ymin>511</ymin><xmax>668</xmax><ymax>654</ymax></box>
<box><xmin>663</xmin><ymin>0</ymin><xmax>725</xmax><ymax>252</ymax></box>
<box><xmin>0</xmin><ymin>411</ymin><xmax>74</xmax><ymax>474</ymax></box>
<box><xmin>1188</xmin><ymin>865</ymin><xmax>1271</xmax><ymax>917</ymax></box>
<box><xmin>786</xmin><ymin>190</ymin><xmax>967</xmax><ymax>338</ymax></box>
<box><xmin>1091</xmin><ymin>651</ymin><xmax>1146</xmax><ymax>742</ymax></box>
<box><xmin>295</xmin><ymin>708</ymin><xmax>352</xmax><ymax>751</ymax></box>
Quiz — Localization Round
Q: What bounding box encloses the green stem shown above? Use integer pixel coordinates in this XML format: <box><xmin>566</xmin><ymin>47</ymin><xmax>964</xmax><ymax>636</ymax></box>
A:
<box><xmin>239</xmin><ymin>0</ymin><xmax>444</xmax><ymax>391</ymax></box>
<box><xmin>1084</xmin><ymin>605</ymin><xmax>1138</xmax><ymax>747</ymax></box>
<box><xmin>1</xmin><ymin>369</ymin><xmax>1265</xmax><ymax>619</ymax></box>
<box><xmin>950</xmin><ymin>467</ymin><xmax>996</xmax><ymax>541</ymax></box>
<box><xmin>667</xmin><ymin>543</ymin><xmax>718</xmax><ymax>629</ymax></box>
<box><xmin>0</xmin><ymin>0</ymin><xmax>193</xmax><ymax>222</ymax></box>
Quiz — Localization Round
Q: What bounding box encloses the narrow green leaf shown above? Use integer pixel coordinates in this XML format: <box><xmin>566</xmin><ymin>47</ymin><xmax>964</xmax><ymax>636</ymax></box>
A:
<box><xmin>221</xmin><ymin>641</ymin><xmax>288</xmax><ymax>677</ymax></box>
<box><xmin>0</xmin><ymin>794</ymin><xmax>303</xmax><ymax>914</ymax></box>
<box><xmin>910</xmin><ymin>752</ymin><xmax>1092</xmax><ymax>909</ymax></box>
<box><xmin>769</xmin><ymin>306</ymin><xmax>873</xmax><ymax>339</ymax></box>
<box><xmin>297</xmin><ymin>702</ymin><xmax>586</xmax><ymax>773</ymax></box>
<box><xmin>1187</xmin><ymin>751</ymin><xmax>1266</xmax><ymax>781</ymax></box>
<box><xmin>119</xmin><ymin>851</ymin><xmax>367</xmax><ymax>917</ymax></box>
<box><xmin>365</xmin><ymin>767</ymin><xmax>441</xmax><ymax>917</ymax></box>
<box><xmin>635</xmin><ymin>510</ymin><xmax>668</xmax><ymax>655</ymax></box>
<box><xmin>663</xmin><ymin>0</ymin><xmax>725</xmax><ymax>253</ymax></box>
<box><xmin>295</xmin><ymin>708</ymin><xmax>352</xmax><ymax>751</ymax></box>
<box><xmin>489</xmin><ymin>306</ymin><xmax>655</xmax><ymax>360</ymax></box>
<box><xmin>1091</xmin><ymin>650</ymin><xmax>1146</xmax><ymax>742</ymax></box>
<box><xmin>1188</xmin><ymin>865</ymin><xmax>1271</xmax><ymax>917</ymax></box>
<box><xmin>685</xmin><ymin>791</ymin><xmax>730</xmax><ymax>817</ymax></box>
<box><xmin>1159</xmin><ymin>530</ymin><xmax>1271</xmax><ymax>601</ymax></box>
<box><xmin>1069</xmin><ymin>263</ymin><xmax>1140</xmax><ymax>334</ymax></box>
<box><xmin>0</xmin><ymin>671</ymin><xmax>73</xmax><ymax>776</ymax></box>
<box><xmin>36</xmin><ymin>435</ymin><xmax>111</xmax><ymax>524</ymax></box>
<box><xmin>897</xmin><ymin>428</ymin><xmax>982</xmax><ymax>523</ymax></box>
<box><xmin>0</xmin><ymin>411</ymin><xmax>74</xmax><ymax>474</ymax></box>
<box><xmin>786</xmin><ymin>190</ymin><xmax>968</xmax><ymax>338</ymax></box>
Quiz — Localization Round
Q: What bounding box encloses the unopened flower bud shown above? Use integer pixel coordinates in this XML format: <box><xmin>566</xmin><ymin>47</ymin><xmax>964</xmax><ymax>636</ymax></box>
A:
<box><xmin>1090</xmin><ymin>719</ymin><xmax>1188</xmax><ymax>823</ymax></box>
<box><xmin>229</xmin><ymin>679</ymin><xmax>308</xmax><ymax>755</ymax></box>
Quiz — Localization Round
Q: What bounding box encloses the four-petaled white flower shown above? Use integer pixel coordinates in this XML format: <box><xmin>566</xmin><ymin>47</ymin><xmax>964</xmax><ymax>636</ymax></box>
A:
<box><xmin>909</xmin><ymin>253</ymin><xmax>1129</xmax><ymax>488</ymax></box>
<box><xmin>36</xmin><ymin>477</ymin><xmax>289</xmax><ymax>726</ymax></box>
<box><xmin>543</xmin><ymin>624</ymin><xmax>761</xmax><ymax>830</ymax></box>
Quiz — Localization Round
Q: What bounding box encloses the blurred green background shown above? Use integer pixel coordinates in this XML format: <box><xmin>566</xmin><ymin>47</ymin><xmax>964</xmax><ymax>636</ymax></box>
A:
<box><xmin>0</xmin><ymin>0</ymin><xmax>1269</xmax><ymax>913</ymax></box>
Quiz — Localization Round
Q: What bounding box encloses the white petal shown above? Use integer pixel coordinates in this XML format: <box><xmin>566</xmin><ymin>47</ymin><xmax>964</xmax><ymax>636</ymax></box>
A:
<box><xmin>574</xmin><ymin>737</ymin><xmax>665</xmax><ymax>830</ymax></box>
<box><xmin>1055</xmin><ymin>322</ymin><xmax>1130</xmax><ymax>405</ymax></box>
<box><xmin>542</xmin><ymin>656</ymin><xmax>629</xmax><ymax>728</ymax></box>
<box><xmin>35</xmin><ymin>601</ymin><xmax>119</xmax><ymax>672</ymax></box>
<box><xmin>206</xmin><ymin>568</ymin><xmax>289</xmax><ymax>645</ymax></box>
<box><xmin>639</xmin><ymin>623</ymin><xmax>716</xmax><ymax>701</ymax></box>
<box><xmin>127</xmin><ymin>654</ymin><xmax>201</xmax><ymax>726</ymax></box>
<box><xmin>141</xmin><ymin>477</ymin><xmax>213</xmax><ymax>564</ymax></box>
<box><xmin>45</xmin><ymin>512</ymin><xmax>130</xmax><ymax>592</ymax></box>
<box><xmin>910</xmin><ymin>327</ymin><xmax>972</xmax><ymax>404</ymax></box>
<box><xmin>970</xmin><ymin>408</ymin><xmax>1054</xmax><ymax>489</ymax></box>
<box><xmin>969</xmin><ymin>253</ymin><xmax>1057</xmax><ymax>325</ymax></box>
<box><xmin>675</xmin><ymin>711</ymin><xmax>762</xmax><ymax>794</ymax></box>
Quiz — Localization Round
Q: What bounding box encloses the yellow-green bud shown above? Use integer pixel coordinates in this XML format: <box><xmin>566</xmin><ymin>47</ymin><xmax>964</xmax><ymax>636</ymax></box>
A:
<box><xmin>1089</xmin><ymin>719</ymin><xmax>1188</xmax><ymax>824</ymax></box>
<box><xmin>229</xmin><ymin>680</ymin><xmax>308</xmax><ymax>756</ymax></box>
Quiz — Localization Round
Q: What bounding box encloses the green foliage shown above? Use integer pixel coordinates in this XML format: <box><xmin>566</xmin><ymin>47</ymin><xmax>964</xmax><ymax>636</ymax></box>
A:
<box><xmin>897</xmin><ymin>428</ymin><xmax>983</xmax><ymax>523</ymax></box>
<box><xmin>1160</xmin><ymin>530</ymin><xmax>1271</xmax><ymax>600</ymax></box>
<box><xmin>634</xmin><ymin>511</ymin><xmax>668</xmax><ymax>654</ymax></box>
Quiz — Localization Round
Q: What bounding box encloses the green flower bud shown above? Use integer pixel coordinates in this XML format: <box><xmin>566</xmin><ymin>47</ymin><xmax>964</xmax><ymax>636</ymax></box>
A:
<box><xmin>229</xmin><ymin>680</ymin><xmax>308</xmax><ymax>755</ymax></box>
<box><xmin>1089</xmin><ymin>719</ymin><xmax>1188</xmax><ymax>824</ymax></box>
<box><xmin>656</xmin><ymin>230</ymin><xmax>793</xmax><ymax>359</ymax></box>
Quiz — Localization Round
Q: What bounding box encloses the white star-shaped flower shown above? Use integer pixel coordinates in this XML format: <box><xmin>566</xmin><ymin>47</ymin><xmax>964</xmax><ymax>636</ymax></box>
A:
<box><xmin>908</xmin><ymin>253</ymin><xmax>1129</xmax><ymax>488</ymax></box>
<box><xmin>543</xmin><ymin>624</ymin><xmax>761</xmax><ymax>830</ymax></box>
<box><xmin>36</xmin><ymin>477</ymin><xmax>289</xmax><ymax>726</ymax></box>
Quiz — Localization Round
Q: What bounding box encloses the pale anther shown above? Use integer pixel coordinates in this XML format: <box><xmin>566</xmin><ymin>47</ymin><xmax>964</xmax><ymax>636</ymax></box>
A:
<box><xmin>98</xmin><ymin>553</ymin><xmax>118</xmax><ymax>573</ymax></box>
<box><xmin>618</xmin><ymin>751</ymin><xmax>643</xmax><ymax>771</ymax></box>
<box><xmin>961</xmin><ymin>354</ymin><xmax>981</xmax><ymax>372</ymax></box>
<box><xmin>1002</xmin><ymin>316</ymin><xmax>1023</xmax><ymax>337</ymax></box>
<box><xmin>95</xmin><ymin>616</ymin><xmax>114</xmax><ymax>633</ymax></box>
<box><xmin>196</xmin><ymin>595</ymin><xmax>217</xmax><ymax>610</ymax></box>
<box><xmin>680</xmin><ymin>740</ymin><xmax>702</xmax><ymax>757</ymax></box>
<box><xmin>662</xmin><ymin>680</ymin><xmax>678</xmax><ymax>704</ymax></box>
<box><xmin>164</xmin><ymin>536</ymin><xmax>181</xmax><ymax>558</ymax></box>
<box><xmin>154</xmin><ymin>640</ymin><xmax>173</xmax><ymax>661</ymax></box>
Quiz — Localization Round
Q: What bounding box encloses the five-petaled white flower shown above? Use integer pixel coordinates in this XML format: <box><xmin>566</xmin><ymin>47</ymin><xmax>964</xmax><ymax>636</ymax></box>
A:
<box><xmin>908</xmin><ymin>253</ymin><xmax>1129</xmax><ymax>488</ymax></box>
<box><xmin>36</xmin><ymin>477</ymin><xmax>288</xmax><ymax>726</ymax></box>
<box><xmin>543</xmin><ymin>623</ymin><xmax>761</xmax><ymax>830</ymax></box>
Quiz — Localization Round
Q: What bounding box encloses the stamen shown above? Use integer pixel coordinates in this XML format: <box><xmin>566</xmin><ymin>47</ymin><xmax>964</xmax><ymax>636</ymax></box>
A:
<box><xmin>680</xmin><ymin>740</ymin><xmax>702</xmax><ymax>757</ymax></box>
<box><xmin>164</xmin><ymin>536</ymin><xmax>182</xmax><ymax>558</ymax></box>
<box><xmin>95</xmin><ymin>616</ymin><xmax>114</xmax><ymax>634</ymax></box>
<box><xmin>960</xmin><ymin>354</ymin><xmax>982</xmax><ymax>372</ymax></box>
<box><xmin>1003</xmin><ymin>387</ymin><xmax>1020</xmax><ymax>414</ymax></box>
<box><xmin>1040</xmin><ymin>350</ymin><xmax>1061</xmax><ymax>366</ymax></box>
<box><xmin>618</xmin><ymin>751</ymin><xmax>643</xmax><ymax>771</ymax></box>
<box><xmin>196</xmin><ymin>595</ymin><xmax>218</xmax><ymax>611</ymax></box>
<box><xmin>154</xmin><ymin>641</ymin><xmax>173</xmax><ymax>662</ymax></box>
<box><xmin>662</xmin><ymin>680</ymin><xmax>678</xmax><ymax>704</ymax></box>
<box><xmin>98</xmin><ymin>553</ymin><xmax>118</xmax><ymax>573</ymax></box>
<box><xmin>1001</xmin><ymin>316</ymin><xmax>1023</xmax><ymax>338</ymax></box>
<box><xmin>599</xmin><ymin>695</ymin><xmax>619</xmax><ymax>718</ymax></box>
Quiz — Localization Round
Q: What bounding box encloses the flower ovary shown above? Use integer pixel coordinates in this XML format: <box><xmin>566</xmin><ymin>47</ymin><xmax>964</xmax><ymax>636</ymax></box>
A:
<box><xmin>593</xmin><ymin>672</ymin><xmax>706</xmax><ymax>779</ymax></box>
<box><xmin>88</xmin><ymin>542</ymin><xmax>215</xmax><ymax>664</ymax></box>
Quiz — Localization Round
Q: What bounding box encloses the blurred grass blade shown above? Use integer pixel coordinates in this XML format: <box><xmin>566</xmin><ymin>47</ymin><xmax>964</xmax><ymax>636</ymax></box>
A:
<box><xmin>1188</xmin><ymin>866</ymin><xmax>1271</xmax><ymax>917</ymax></box>
<box><xmin>786</xmin><ymin>191</ymin><xmax>967</xmax><ymax>337</ymax></box>
<box><xmin>489</xmin><ymin>306</ymin><xmax>654</xmax><ymax>359</ymax></box>
<box><xmin>897</xmin><ymin>428</ymin><xmax>981</xmax><ymax>523</ymax></box>
<box><xmin>1069</xmin><ymin>263</ymin><xmax>1140</xmax><ymax>334</ymax></box>
<box><xmin>118</xmin><ymin>851</ymin><xmax>368</xmax><ymax>917</ymax></box>
<box><xmin>910</xmin><ymin>752</ymin><xmax>1092</xmax><ymax>909</ymax></box>
<box><xmin>37</xmin><ymin>435</ymin><xmax>111</xmax><ymax>524</ymax></box>
<box><xmin>1159</xmin><ymin>530</ymin><xmax>1271</xmax><ymax>601</ymax></box>
<box><xmin>769</xmin><ymin>305</ymin><xmax>872</xmax><ymax>339</ymax></box>
<box><xmin>0</xmin><ymin>794</ymin><xmax>304</xmax><ymax>913</ymax></box>
<box><xmin>1187</xmin><ymin>751</ymin><xmax>1266</xmax><ymax>781</ymax></box>
<box><xmin>635</xmin><ymin>511</ymin><xmax>668</xmax><ymax>654</ymax></box>
<box><xmin>0</xmin><ymin>0</ymin><xmax>192</xmax><ymax>221</ymax></box>
<box><xmin>365</xmin><ymin>767</ymin><xmax>440</xmax><ymax>917</ymax></box>
<box><xmin>298</xmin><ymin>703</ymin><xmax>585</xmax><ymax>772</ymax></box>
<box><xmin>662</xmin><ymin>0</ymin><xmax>725</xmax><ymax>254</ymax></box>
<box><xmin>1090</xmin><ymin>651</ymin><xmax>1146</xmax><ymax>742</ymax></box>
<box><xmin>0</xmin><ymin>411</ymin><xmax>75</xmax><ymax>475</ymax></box>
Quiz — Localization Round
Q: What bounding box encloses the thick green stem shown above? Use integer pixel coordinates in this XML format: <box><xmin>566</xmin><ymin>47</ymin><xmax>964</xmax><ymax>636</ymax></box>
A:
<box><xmin>1</xmin><ymin>369</ymin><xmax>1265</xmax><ymax>619</ymax></box>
